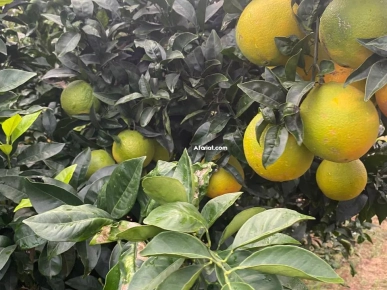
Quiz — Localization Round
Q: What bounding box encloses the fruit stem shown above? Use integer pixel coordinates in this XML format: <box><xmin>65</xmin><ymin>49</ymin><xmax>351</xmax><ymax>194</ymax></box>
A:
<box><xmin>311</xmin><ymin>17</ymin><xmax>320</xmax><ymax>81</ymax></box>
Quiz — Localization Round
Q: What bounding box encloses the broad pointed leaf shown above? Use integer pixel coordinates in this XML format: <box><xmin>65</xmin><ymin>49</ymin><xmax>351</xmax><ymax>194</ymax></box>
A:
<box><xmin>238</xmin><ymin>245</ymin><xmax>344</xmax><ymax>283</ymax></box>
<box><xmin>0</xmin><ymin>69</ymin><xmax>36</xmax><ymax>93</ymax></box>
<box><xmin>218</xmin><ymin>207</ymin><xmax>266</xmax><ymax>248</ymax></box>
<box><xmin>231</xmin><ymin>208</ymin><xmax>314</xmax><ymax>249</ymax></box>
<box><xmin>262</xmin><ymin>126</ymin><xmax>289</xmax><ymax>168</ymax></box>
<box><xmin>106</xmin><ymin>157</ymin><xmax>144</xmax><ymax>219</ymax></box>
<box><xmin>157</xmin><ymin>265</ymin><xmax>205</xmax><ymax>290</ymax></box>
<box><xmin>201</xmin><ymin>192</ymin><xmax>243</xmax><ymax>228</ymax></box>
<box><xmin>140</xmin><ymin>232</ymin><xmax>211</xmax><ymax>259</ymax></box>
<box><xmin>143</xmin><ymin>202</ymin><xmax>207</xmax><ymax>233</ymax></box>
<box><xmin>23</xmin><ymin>205</ymin><xmax>114</xmax><ymax>242</ymax></box>
<box><xmin>128</xmin><ymin>257</ymin><xmax>183</xmax><ymax>290</ymax></box>
<box><xmin>17</xmin><ymin>143</ymin><xmax>65</xmax><ymax>166</ymax></box>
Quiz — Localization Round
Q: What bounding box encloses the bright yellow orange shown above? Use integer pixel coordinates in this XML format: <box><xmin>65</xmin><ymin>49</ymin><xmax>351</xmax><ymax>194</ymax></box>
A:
<box><xmin>243</xmin><ymin>113</ymin><xmax>314</xmax><ymax>182</ymax></box>
<box><xmin>316</xmin><ymin>159</ymin><xmax>367</xmax><ymax>201</ymax></box>
<box><xmin>236</xmin><ymin>0</ymin><xmax>304</xmax><ymax>66</ymax></box>
<box><xmin>207</xmin><ymin>156</ymin><xmax>244</xmax><ymax>199</ymax></box>
<box><xmin>300</xmin><ymin>82</ymin><xmax>379</xmax><ymax>162</ymax></box>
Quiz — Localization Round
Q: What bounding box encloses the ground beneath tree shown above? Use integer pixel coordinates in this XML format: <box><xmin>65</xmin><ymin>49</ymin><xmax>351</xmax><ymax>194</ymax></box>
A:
<box><xmin>307</xmin><ymin>218</ymin><xmax>387</xmax><ymax>290</ymax></box>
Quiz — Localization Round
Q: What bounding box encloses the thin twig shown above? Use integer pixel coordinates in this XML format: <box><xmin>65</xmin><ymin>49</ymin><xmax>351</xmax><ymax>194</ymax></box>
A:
<box><xmin>311</xmin><ymin>17</ymin><xmax>320</xmax><ymax>81</ymax></box>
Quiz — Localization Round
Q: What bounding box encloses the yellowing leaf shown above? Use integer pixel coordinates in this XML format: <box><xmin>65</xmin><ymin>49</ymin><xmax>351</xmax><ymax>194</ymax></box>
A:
<box><xmin>11</xmin><ymin>111</ymin><xmax>41</xmax><ymax>143</ymax></box>
<box><xmin>55</xmin><ymin>164</ymin><xmax>77</xmax><ymax>184</ymax></box>
<box><xmin>2</xmin><ymin>114</ymin><xmax>22</xmax><ymax>139</ymax></box>
<box><xmin>0</xmin><ymin>144</ymin><xmax>12</xmax><ymax>155</ymax></box>
<box><xmin>376</xmin><ymin>136</ymin><xmax>387</xmax><ymax>142</ymax></box>
<box><xmin>0</xmin><ymin>0</ymin><xmax>14</xmax><ymax>6</ymax></box>
<box><xmin>14</xmin><ymin>199</ymin><xmax>33</xmax><ymax>212</ymax></box>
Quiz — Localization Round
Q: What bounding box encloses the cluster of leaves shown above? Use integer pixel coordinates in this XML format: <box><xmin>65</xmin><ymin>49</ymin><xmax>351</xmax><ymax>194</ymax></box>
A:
<box><xmin>1</xmin><ymin>135</ymin><xmax>345</xmax><ymax>289</ymax></box>
<box><xmin>0</xmin><ymin>0</ymin><xmax>386</xmax><ymax>288</ymax></box>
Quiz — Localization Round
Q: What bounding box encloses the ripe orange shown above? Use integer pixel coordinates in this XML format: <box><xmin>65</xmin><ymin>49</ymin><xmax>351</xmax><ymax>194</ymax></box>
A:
<box><xmin>300</xmin><ymin>82</ymin><xmax>379</xmax><ymax>162</ymax></box>
<box><xmin>236</xmin><ymin>0</ymin><xmax>304</xmax><ymax>66</ymax></box>
<box><xmin>243</xmin><ymin>113</ymin><xmax>314</xmax><ymax>182</ymax></box>
<box><xmin>207</xmin><ymin>156</ymin><xmax>244</xmax><ymax>199</ymax></box>
<box><xmin>316</xmin><ymin>159</ymin><xmax>367</xmax><ymax>201</ymax></box>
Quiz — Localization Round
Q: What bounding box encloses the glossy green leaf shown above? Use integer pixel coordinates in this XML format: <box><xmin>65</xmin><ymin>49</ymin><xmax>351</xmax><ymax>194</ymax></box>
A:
<box><xmin>344</xmin><ymin>54</ymin><xmax>382</xmax><ymax>87</ymax></box>
<box><xmin>231</xmin><ymin>208</ymin><xmax>314</xmax><ymax>249</ymax></box>
<box><xmin>238</xmin><ymin>245</ymin><xmax>344</xmax><ymax>283</ymax></box>
<box><xmin>76</xmin><ymin>240</ymin><xmax>101</xmax><ymax>275</ymax></box>
<box><xmin>24</xmin><ymin>180</ymin><xmax>82</xmax><ymax>213</ymax></box>
<box><xmin>221</xmin><ymin>282</ymin><xmax>254</xmax><ymax>290</ymax></box>
<box><xmin>47</xmin><ymin>241</ymin><xmax>75</xmax><ymax>258</ymax></box>
<box><xmin>218</xmin><ymin>207</ymin><xmax>266</xmax><ymax>248</ymax></box>
<box><xmin>2</xmin><ymin>114</ymin><xmax>21</xmax><ymax>138</ymax></box>
<box><xmin>237</xmin><ymin>271</ymin><xmax>283</xmax><ymax>290</ymax></box>
<box><xmin>11</xmin><ymin>111</ymin><xmax>41</xmax><ymax>143</ymax></box>
<box><xmin>262</xmin><ymin>126</ymin><xmax>289</xmax><ymax>168</ymax></box>
<box><xmin>23</xmin><ymin>204</ymin><xmax>114</xmax><ymax>242</ymax></box>
<box><xmin>285</xmin><ymin>49</ymin><xmax>302</xmax><ymax>82</ymax></box>
<box><xmin>55</xmin><ymin>32</ymin><xmax>81</xmax><ymax>57</ymax></box>
<box><xmin>201</xmin><ymin>192</ymin><xmax>243</xmax><ymax>228</ymax></box>
<box><xmin>172</xmin><ymin>149</ymin><xmax>194</xmax><ymax>203</ymax></box>
<box><xmin>17</xmin><ymin>143</ymin><xmax>65</xmax><ymax>166</ymax></box>
<box><xmin>66</xmin><ymin>275</ymin><xmax>102</xmax><ymax>290</ymax></box>
<box><xmin>0</xmin><ymin>245</ymin><xmax>16</xmax><ymax>271</ymax></box>
<box><xmin>116</xmin><ymin>224</ymin><xmax>163</xmax><ymax>242</ymax></box>
<box><xmin>71</xmin><ymin>147</ymin><xmax>91</xmax><ymax>187</ymax></box>
<box><xmin>141</xmin><ymin>231</ymin><xmax>211</xmax><ymax>259</ymax></box>
<box><xmin>237</xmin><ymin>81</ymin><xmax>285</xmax><ymax>109</ymax></box>
<box><xmin>241</xmin><ymin>233</ymin><xmax>300</xmax><ymax>249</ymax></box>
<box><xmin>172</xmin><ymin>0</ymin><xmax>197</xmax><ymax>25</ymax></box>
<box><xmin>157</xmin><ymin>264</ymin><xmax>205</xmax><ymax>290</ymax></box>
<box><xmin>115</xmin><ymin>93</ymin><xmax>144</xmax><ymax>105</ymax></box>
<box><xmin>38</xmin><ymin>246</ymin><xmax>62</xmax><ymax>278</ymax></box>
<box><xmin>172</xmin><ymin>32</ymin><xmax>198</xmax><ymax>51</ymax></box>
<box><xmin>0</xmin><ymin>69</ymin><xmax>37</xmax><ymax>93</ymax></box>
<box><xmin>55</xmin><ymin>164</ymin><xmax>77</xmax><ymax>184</ymax></box>
<box><xmin>358</xmin><ymin>36</ymin><xmax>387</xmax><ymax>57</ymax></box>
<box><xmin>128</xmin><ymin>257</ymin><xmax>184</xmax><ymax>290</ymax></box>
<box><xmin>365</xmin><ymin>59</ymin><xmax>387</xmax><ymax>101</ymax></box>
<box><xmin>142</xmin><ymin>176</ymin><xmax>188</xmax><ymax>204</ymax></box>
<box><xmin>14</xmin><ymin>223</ymin><xmax>46</xmax><ymax>249</ymax></box>
<box><xmin>106</xmin><ymin>157</ymin><xmax>144</xmax><ymax>219</ymax></box>
<box><xmin>286</xmin><ymin>81</ymin><xmax>315</xmax><ymax>106</ymax></box>
<box><xmin>143</xmin><ymin>202</ymin><xmax>207</xmax><ymax>233</ymax></box>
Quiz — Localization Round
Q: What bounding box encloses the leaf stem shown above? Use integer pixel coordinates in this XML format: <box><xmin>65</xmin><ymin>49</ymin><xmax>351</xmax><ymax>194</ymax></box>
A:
<box><xmin>206</xmin><ymin>229</ymin><xmax>212</xmax><ymax>248</ymax></box>
<box><xmin>222</xmin><ymin>249</ymin><xmax>234</xmax><ymax>263</ymax></box>
<box><xmin>7</xmin><ymin>154</ymin><xmax>11</xmax><ymax>169</ymax></box>
<box><xmin>311</xmin><ymin>17</ymin><xmax>320</xmax><ymax>81</ymax></box>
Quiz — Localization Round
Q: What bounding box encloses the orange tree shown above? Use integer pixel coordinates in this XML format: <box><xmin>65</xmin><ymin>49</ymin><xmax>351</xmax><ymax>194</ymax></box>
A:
<box><xmin>0</xmin><ymin>0</ymin><xmax>387</xmax><ymax>288</ymax></box>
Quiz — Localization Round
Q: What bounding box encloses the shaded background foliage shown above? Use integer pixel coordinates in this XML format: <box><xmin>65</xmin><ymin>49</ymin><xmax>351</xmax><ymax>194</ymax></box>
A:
<box><xmin>0</xmin><ymin>0</ymin><xmax>387</xmax><ymax>288</ymax></box>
